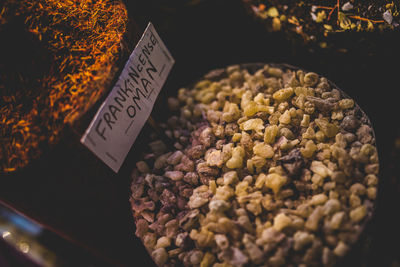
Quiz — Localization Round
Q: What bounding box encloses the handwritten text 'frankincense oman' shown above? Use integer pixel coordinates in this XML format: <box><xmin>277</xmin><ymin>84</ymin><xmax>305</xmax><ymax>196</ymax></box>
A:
<box><xmin>95</xmin><ymin>31</ymin><xmax>160</xmax><ymax>141</ymax></box>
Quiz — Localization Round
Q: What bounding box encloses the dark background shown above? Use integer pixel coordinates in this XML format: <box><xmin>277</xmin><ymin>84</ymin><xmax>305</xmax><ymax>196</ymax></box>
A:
<box><xmin>1</xmin><ymin>0</ymin><xmax>399</xmax><ymax>266</ymax></box>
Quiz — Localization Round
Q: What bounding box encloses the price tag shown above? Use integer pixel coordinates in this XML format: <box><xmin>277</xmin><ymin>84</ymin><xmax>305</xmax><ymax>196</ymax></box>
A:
<box><xmin>81</xmin><ymin>22</ymin><xmax>175</xmax><ymax>172</ymax></box>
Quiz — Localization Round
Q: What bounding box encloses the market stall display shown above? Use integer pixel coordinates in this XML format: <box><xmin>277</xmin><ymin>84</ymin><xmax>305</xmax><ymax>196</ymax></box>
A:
<box><xmin>0</xmin><ymin>0</ymin><xmax>398</xmax><ymax>266</ymax></box>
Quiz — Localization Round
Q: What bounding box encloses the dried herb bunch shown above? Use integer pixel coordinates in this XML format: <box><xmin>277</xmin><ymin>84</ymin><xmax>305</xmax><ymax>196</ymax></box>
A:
<box><xmin>243</xmin><ymin>0</ymin><xmax>399</xmax><ymax>49</ymax></box>
<box><xmin>130</xmin><ymin>63</ymin><xmax>379</xmax><ymax>266</ymax></box>
<box><xmin>0</xmin><ymin>0</ymin><xmax>129</xmax><ymax>173</ymax></box>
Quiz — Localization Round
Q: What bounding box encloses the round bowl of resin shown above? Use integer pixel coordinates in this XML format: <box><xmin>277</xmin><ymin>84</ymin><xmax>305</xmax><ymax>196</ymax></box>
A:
<box><xmin>130</xmin><ymin>63</ymin><xmax>379</xmax><ymax>266</ymax></box>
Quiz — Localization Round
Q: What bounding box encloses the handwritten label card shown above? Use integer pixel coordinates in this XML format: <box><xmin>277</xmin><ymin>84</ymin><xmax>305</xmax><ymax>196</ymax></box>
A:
<box><xmin>81</xmin><ymin>23</ymin><xmax>175</xmax><ymax>172</ymax></box>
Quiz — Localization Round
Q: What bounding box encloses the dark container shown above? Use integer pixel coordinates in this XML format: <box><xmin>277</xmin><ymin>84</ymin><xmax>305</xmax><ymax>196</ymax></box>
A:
<box><xmin>0</xmin><ymin>1</ymin><xmax>155</xmax><ymax>266</ymax></box>
<box><xmin>132</xmin><ymin>62</ymin><xmax>391</xmax><ymax>266</ymax></box>
<box><xmin>128</xmin><ymin>0</ymin><xmax>399</xmax><ymax>265</ymax></box>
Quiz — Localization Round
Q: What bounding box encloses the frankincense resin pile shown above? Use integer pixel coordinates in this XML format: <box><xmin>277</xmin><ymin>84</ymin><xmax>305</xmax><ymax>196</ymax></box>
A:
<box><xmin>130</xmin><ymin>64</ymin><xmax>379</xmax><ymax>266</ymax></box>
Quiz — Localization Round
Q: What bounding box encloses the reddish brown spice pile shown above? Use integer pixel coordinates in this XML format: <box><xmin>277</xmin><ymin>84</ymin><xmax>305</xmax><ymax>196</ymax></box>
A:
<box><xmin>0</xmin><ymin>0</ymin><xmax>129</xmax><ymax>173</ymax></box>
